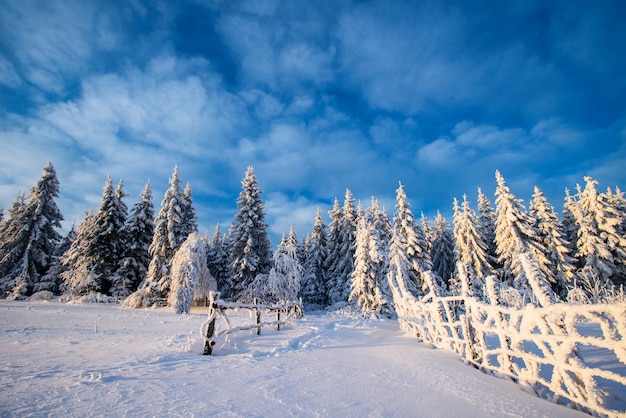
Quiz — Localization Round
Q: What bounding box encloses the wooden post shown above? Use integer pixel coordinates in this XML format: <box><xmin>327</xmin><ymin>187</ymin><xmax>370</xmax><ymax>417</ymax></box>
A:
<box><xmin>203</xmin><ymin>302</ymin><xmax>217</xmax><ymax>355</ymax></box>
<box><xmin>277</xmin><ymin>309</ymin><xmax>281</xmax><ymax>331</ymax></box>
<box><xmin>254</xmin><ymin>299</ymin><xmax>261</xmax><ymax>335</ymax></box>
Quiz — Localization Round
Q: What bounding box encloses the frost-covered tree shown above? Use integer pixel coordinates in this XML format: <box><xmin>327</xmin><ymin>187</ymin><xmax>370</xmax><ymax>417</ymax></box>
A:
<box><xmin>494</xmin><ymin>171</ymin><xmax>549</xmax><ymax>293</ymax></box>
<box><xmin>141</xmin><ymin>166</ymin><xmax>193</xmax><ymax>301</ymax></box>
<box><xmin>367</xmin><ymin>197</ymin><xmax>392</xmax><ymax>303</ymax></box>
<box><xmin>206</xmin><ymin>224</ymin><xmax>232</xmax><ymax>296</ymax></box>
<box><xmin>111</xmin><ymin>181</ymin><xmax>154</xmax><ymax>298</ymax></box>
<box><xmin>181</xmin><ymin>182</ymin><xmax>198</xmax><ymax>237</ymax></box>
<box><xmin>168</xmin><ymin>233</ymin><xmax>214</xmax><ymax>314</ymax></box>
<box><xmin>477</xmin><ymin>187</ymin><xmax>498</xmax><ymax>265</ymax></box>
<box><xmin>386</xmin><ymin>184</ymin><xmax>432</xmax><ymax>299</ymax></box>
<box><xmin>325</xmin><ymin>189</ymin><xmax>357</xmax><ymax>304</ymax></box>
<box><xmin>452</xmin><ymin>196</ymin><xmax>493</xmax><ymax>297</ymax></box>
<box><xmin>229</xmin><ymin>166</ymin><xmax>273</xmax><ymax>300</ymax></box>
<box><xmin>265</xmin><ymin>235</ymin><xmax>302</xmax><ymax>303</ymax></box>
<box><xmin>61</xmin><ymin>211</ymin><xmax>97</xmax><ymax>295</ymax></box>
<box><xmin>324</xmin><ymin>198</ymin><xmax>342</xmax><ymax>303</ymax></box>
<box><xmin>63</xmin><ymin>177</ymin><xmax>127</xmax><ymax>296</ymax></box>
<box><xmin>349</xmin><ymin>215</ymin><xmax>385</xmax><ymax>313</ymax></box>
<box><xmin>36</xmin><ymin>225</ymin><xmax>75</xmax><ymax>295</ymax></box>
<box><xmin>429</xmin><ymin>211</ymin><xmax>455</xmax><ymax>288</ymax></box>
<box><xmin>0</xmin><ymin>163</ymin><xmax>63</xmax><ymax>298</ymax></box>
<box><xmin>301</xmin><ymin>208</ymin><xmax>328</xmax><ymax>306</ymax></box>
<box><xmin>562</xmin><ymin>188</ymin><xmax>580</xmax><ymax>266</ymax></box>
<box><xmin>529</xmin><ymin>186</ymin><xmax>576</xmax><ymax>297</ymax></box>
<box><xmin>421</xmin><ymin>212</ymin><xmax>432</xmax><ymax>255</ymax></box>
<box><xmin>573</xmin><ymin>177</ymin><xmax>626</xmax><ymax>286</ymax></box>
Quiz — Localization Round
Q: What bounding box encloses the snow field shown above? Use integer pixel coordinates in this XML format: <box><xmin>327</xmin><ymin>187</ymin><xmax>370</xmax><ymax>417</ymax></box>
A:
<box><xmin>0</xmin><ymin>300</ymin><xmax>589</xmax><ymax>417</ymax></box>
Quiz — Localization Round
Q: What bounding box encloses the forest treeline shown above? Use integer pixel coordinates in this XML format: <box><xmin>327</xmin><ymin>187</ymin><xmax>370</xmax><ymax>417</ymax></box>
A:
<box><xmin>0</xmin><ymin>163</ymin><xmax>624</xmax><ymax>311</ymax></box>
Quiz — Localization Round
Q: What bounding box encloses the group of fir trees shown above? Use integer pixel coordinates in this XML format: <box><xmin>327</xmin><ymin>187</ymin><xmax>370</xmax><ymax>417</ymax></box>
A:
<box><xmin>1</xmin><ymin>163</ymin><xmax>624</xmax><ymax>310</ymax></box>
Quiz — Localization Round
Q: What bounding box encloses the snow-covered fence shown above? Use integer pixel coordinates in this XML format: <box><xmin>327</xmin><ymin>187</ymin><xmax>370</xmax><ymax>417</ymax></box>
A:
<box><xmin>201</xmin><ymin>293</ymin><xmax>303</xmax><ymax>355</ymax></box>
<box><xmin>394</xmin><ymin>292</ymin><xmax>626</xmax><ymax>417</ymax></box>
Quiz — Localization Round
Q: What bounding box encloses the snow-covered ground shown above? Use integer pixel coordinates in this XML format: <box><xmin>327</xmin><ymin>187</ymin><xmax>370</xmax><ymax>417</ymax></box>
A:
<box><xmin>0</xmin><ymin>300</ymin><xmax>587</xmax><ymax>417</ymax></box>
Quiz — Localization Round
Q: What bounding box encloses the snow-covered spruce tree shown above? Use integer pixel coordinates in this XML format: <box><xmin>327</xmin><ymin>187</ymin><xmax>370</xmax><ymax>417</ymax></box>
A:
<box><xmin>181</xmin><ymin>182</ymin><xmax>198</xmax><ymax>237</ymax></box>
<box><xmin>477</xmin><ymin>187</ymin><xmax>499</xmax><ymax>266</ymax></box>
<box><xmin>139</xmin><ymin>166</ymin><xmax>194</xmax><ymax>303</ymax></box>
<box><xmin>349</xmin><ymin>215</ymin><xmax>385</xmax><ymax>313</ymax></box>
<box><xmin>494</xmin><ymin>170</ymin><xmax>550</xmax><ymax>295</ymax></box>
<box><xmin>367</xmin><ymin>197</ymin><xmax>393</xmax><ymax>303</ymax></box>
<box><xmin>36</xmin><ymin>225</ymin><xmax>76</xmax><ymax>295</ymax></box>
<box><xmin>64</xmin><ymin>177</ymin><xmax>128</xmax><ymax>296</ymax></box>
<box><xmin>573</xmin><ymin>177</ymin><xmax>626</xmax><ymax>287</ymax></box>
<box><xmin>0</xmin><ymin>163</ymin><xmax>63</xmax><ymax>299</ymax></box>
<box><xmin>421</xmin><ymin>212</ymin><xmax>432</xmax><ymax>255</ymax></box>
<box><xmin>386</xmin><ymin>183</ymin><xmax>432</xmax><ymax>300</ymax></box>
<box><xmin>265</xmin><ymin>233</ymin><xmax>303</xmax><ymax>303</ymax></box>
<box><xmin>324</xmin><ymin>198</ymin><xmax>343</xmax><ymax>304</ymax></box>
<box><xmin>110</xmin><ymin>181</ymin><xmax>155</xmax><ymax>298</ymax></box>
<box><xmin>229</xmin><ymin>166</ymin><xmax>273</xmax><ymax>301</ymax></box>
<box><xmin>430</xmin><ymin>211</ymin><xmax>455</xmax><ymax>289</ymax></box>
<box><xmin>168</xmin><ymin>233</ymin><xmax>214</xmax><ymax>314</ymax></box>
<box><xmin>300</xmin><ymin>208</ymin><xmax>328</xmax><ymax>306</ymax></box>
<box><xmin>529</xmin><ymin>186</ymin><xmax>576</xmax><ymax>297</ymax></box>
<box><xmin>562</xmin><ymin>188</ymin><xmax>580</xmax><ymax>268</ymax></box>
<box><xmin>61</xmin><ymin>211</ymin><xmax>96</xmax><ymax>295</ymax></box>
<box><xmin>206</xmin><ymin>224</ymin><xmax>232</xmax><ymax>296</ymax></box>
<box><xmin>325</xmin><ymin>189</ymin><xmax>357</xmax><ymax>305</ymax></box>
<box><xmin>452</xmin><ymin>196</ymin><xmax>493</xmax><ymax>298</ymax></box>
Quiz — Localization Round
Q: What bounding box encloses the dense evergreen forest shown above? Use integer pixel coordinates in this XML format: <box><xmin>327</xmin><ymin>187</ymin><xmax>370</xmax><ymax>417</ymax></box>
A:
<box><xmin>0</xmin><ymin>163</ymin><xmax>624</xmax><ymax>311</ymax></box>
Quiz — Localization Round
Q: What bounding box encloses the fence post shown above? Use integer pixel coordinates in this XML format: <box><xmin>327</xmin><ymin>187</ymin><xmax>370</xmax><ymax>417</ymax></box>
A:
<box><xmin>203</xmin><ymin>301</ymin><xmax>217</xmax><ymax>355</ymax></box>
<box><xmin>254</xmin><ymin>299</ymin><xmax>261</xmax><ymax>335</ymax></box>
<box><xmin>277</xmin><ymin>309</ymin><xmax>281</xmax><ymax>330</ymax></box>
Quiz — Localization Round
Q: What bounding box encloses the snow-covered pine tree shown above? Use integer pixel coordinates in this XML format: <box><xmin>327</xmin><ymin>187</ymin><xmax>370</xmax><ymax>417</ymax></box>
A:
<box><xmin>111</xmin><ymin>181</ymin><xmax>155</xmax><ymax>298</ymax></box>
<box><xmin>0</xmin><ymin>163</ymin><xmax>63</xmax><ymax>299</ymax></box>
<box><xmin>562</xmin><ymin>188</ymin><xmax>580</xmax><ymax>269</ymax></box>
<box><xmin>421</xmin><ymin>212</ymin><xmax>432</xmax><ymax>255</ymax></box>
<box><xmin>301</xmin><ymin>208</ymin><xmax>328</xmax><ymax>306</ymax></box>
<box><xmin>61</xmin><ymin>211</ymin><xmax>97</xmax><ymax>295</ymax></box>
<box><xmin>229</xmin><ymin>166</ymin><xmax>273</xmax><ymax>301</ymax></box>
<box><xmin>169</xmin><ymin>233</ymin><xmax>213</xmax><ymax>314</ymax></box>
<box><xmin>36</xmin><ymin>225</ymin><xmax>75</xmax><ymax>295</ymax></box>
<box><xmin>574</xmin><ymin>177</ymin><xmax>626</xmax><ymax>286</ymax></box>
<box><xmin>181</xmin><ymin>182</ymin><xmax>199</xmax><ymax>237</ymax></box>
<box><xmin>266</xmin><ymin>234</ymin><xmax>303</xmax><ymax>303</ymax></box>
<box><xmin>368</xmin><ymin>197</ymin><xmax>392</xmax><ymax>304</ymax></box>
<box><xmin>429</xmin><ymin>211</ymin><xmax>455</xmax><ymax>289</ymax></box>
<box><xmin>452</xmin><ymin>196</ymin><xmax>493</xmax><ymax>299</ymax></box>
<box><xmin>0</xmin><ymin>193</ymin><xmax>28</xmax><ymax>295</ymax></box>
<box><xmin>140</xmin><ymin>166</ymin><xmax>192</xmax><ymax>302</ymax></box>
<box><xmin>64</xmin><ymin>177</ymin><xmax>128</xmax><ymax>296</ymax></box>
<box><xmin>206</xmin><ymin>224</ymin><xmax>232</xmax><ymax>296</ymax></box>
<box><xmin>494</xmin><ymin>171</ymin><xmax>550</xmax><ymax>295</ymax></box>
<box><xmin>386</xmin><ymin>183</ymin><xmax>432</xmax><ymax>299</ymax></box>
<box><xmin>325</xmin><ymin>189</ymin><xmax>357</xmax><ymax>304</ymax></box>
<box><xmin>324</xmin><ymin>198</ymin><xmax>343</xmax><ymax>304</ymax></box>
<box><xmin>477</xmin><ymin>187</ymin><xmax>498</xmax><ymax>266</ymax></box>
<box><xmin>529</xmin><ymin>186</ymin><xmax>576</xmax><ymax>297</ymax></box>
<box><xmin>349</xmin><ymin>215</ymin><xmax>385</xmax><ymax>313</ymax></box>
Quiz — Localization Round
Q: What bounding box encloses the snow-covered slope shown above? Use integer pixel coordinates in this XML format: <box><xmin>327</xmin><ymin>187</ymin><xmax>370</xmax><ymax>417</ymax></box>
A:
<box><xmin>0</xmin><ymin>300</ymin><xmax>585</xmax><ymax>417</ymax></box>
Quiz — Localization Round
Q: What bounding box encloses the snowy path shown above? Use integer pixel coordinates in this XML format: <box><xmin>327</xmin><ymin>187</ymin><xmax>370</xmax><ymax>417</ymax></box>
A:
<box><xmin>0</xmin><ymin>301</ymin><xmax>585</xmax><ymax>417</ymax></box>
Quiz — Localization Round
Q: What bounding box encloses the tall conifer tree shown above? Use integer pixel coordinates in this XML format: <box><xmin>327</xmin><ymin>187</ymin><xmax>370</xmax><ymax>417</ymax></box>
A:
<box><xmin>0</xmin><ymin>163</ymin><xmax>63</xmax><ymax>298</ymax></box>
<box><xmin>229</xmin><ymin>166</ymin><xmax>273</xmax><ymax>300</ymax></box>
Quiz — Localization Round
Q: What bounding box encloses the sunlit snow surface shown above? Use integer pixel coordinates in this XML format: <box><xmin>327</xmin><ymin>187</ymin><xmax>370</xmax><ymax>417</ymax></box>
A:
<box><xmin>0</xmin><ymin>300</ymin><xmax>586</xmax><ymax>417</ymax></box>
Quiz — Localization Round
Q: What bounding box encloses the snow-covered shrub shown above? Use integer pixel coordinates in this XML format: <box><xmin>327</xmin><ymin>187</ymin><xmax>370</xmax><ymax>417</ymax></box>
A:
<box><xmin>169</xmin><ymin>233</ymin><xmax>211</xmax><ymax>314</ymax></box>
<box><xmin>27</xmin><ymin>290</ymin><xmax>54</xmax><ymax>301</ymax></box>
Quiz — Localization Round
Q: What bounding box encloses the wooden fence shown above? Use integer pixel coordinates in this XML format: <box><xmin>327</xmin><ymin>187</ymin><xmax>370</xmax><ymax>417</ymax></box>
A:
<box><xmin>392</xmin><ymin>286</ymin><xmax>626</xmax><ymax>417</ymax></box>
<box><xmin>200</xmin><ymin>293</ymin><xmax>303</xmax><ymax>355</ymax></box>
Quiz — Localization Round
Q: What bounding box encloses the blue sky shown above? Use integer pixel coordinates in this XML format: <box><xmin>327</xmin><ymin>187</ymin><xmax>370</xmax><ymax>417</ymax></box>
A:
<box><xmin>1</xmin><ymin>0</ymin><xmax>625</xmax><ymax>245</ymax></box>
